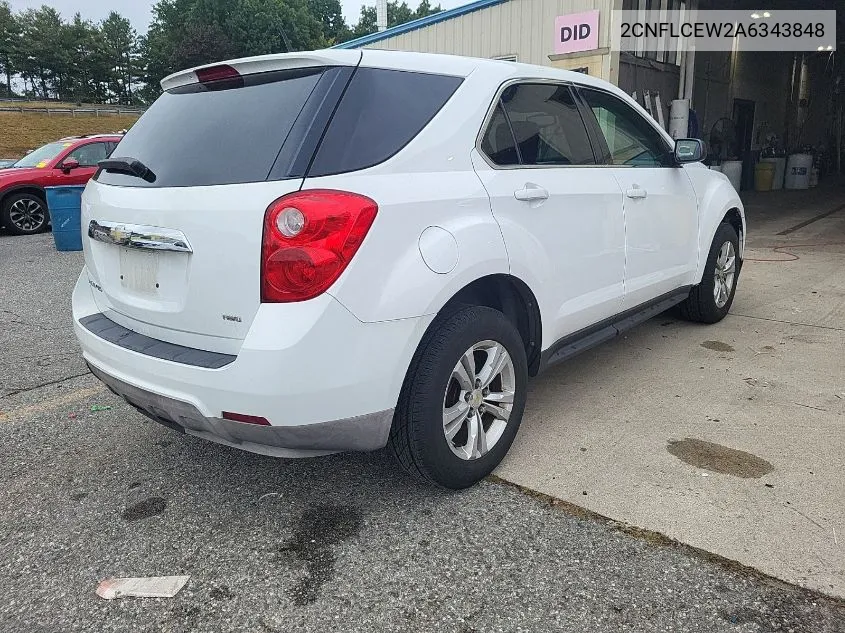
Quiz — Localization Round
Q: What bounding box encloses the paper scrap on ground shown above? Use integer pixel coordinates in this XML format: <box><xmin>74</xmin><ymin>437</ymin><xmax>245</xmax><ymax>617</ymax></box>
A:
<box><xmin>96</xmin><ymin>575</ymin><xmax>190</xmax><ymax>600</ymax></box>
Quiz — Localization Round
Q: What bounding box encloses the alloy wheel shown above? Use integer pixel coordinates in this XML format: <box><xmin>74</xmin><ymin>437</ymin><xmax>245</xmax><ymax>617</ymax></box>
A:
<box><xmin>442</xmin><ymin>340</ymin><xmax>516</xmax><ymax>461</ymax></box>
<box><xmin>713</xmin><ymin>240</ymin><xmax>736</xmax><ymax>308</ymax></box>
<box><xmin>8</xmin><ymin>198</ymin><xmax>46</xmax><ymax>233</ymax></box>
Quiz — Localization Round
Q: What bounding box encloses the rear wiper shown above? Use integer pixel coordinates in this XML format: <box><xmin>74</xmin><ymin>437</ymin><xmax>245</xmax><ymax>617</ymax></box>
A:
<box><xmin>98</xmin><ymin>157</ymin><xmax>157</xmax><ymax>183</ymax></box>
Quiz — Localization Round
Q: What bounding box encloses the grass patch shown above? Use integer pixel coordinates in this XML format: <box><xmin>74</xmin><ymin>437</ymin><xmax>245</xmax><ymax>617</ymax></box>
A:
<box><xmin>1</xmin><ymin>100</ymin><xmax>142</xmax><ymax>111</ymax></box>
<box><xmin>0</xmin><ymin>112</ymin><xmax>140</xmax><ymax>158</ymax></box>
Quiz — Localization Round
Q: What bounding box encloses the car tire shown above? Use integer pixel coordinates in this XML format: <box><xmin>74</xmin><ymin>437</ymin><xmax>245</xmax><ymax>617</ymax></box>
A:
<box><xmin>2</xmin><ymin>192</ymin><xmax>49</xmax><ymax>236</ymax></box>
<box><xmin>679</xmin><ymin>222</ymin><xmax>740</xmax><ymax>324</ymax></box>
<box><xmin>389</xmin><ymin>305</ymin><xmax>528</xmax><ymax>489</ymax></box>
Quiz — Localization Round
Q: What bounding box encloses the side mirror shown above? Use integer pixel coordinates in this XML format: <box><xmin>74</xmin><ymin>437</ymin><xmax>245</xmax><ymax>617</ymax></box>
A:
<box><xmin>674</xmin><ymin>139</ymin><xmax>705</xmax><ymax>164</ymax></box>
<box><xmin>60</xmin><ymin>158</ymin><xmax>80</xmax><ymax>173</ymax></box>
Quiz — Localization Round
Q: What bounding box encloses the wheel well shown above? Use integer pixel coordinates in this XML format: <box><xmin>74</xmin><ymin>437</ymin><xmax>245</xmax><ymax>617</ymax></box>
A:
<box><xmin>440</xmin><ymin>275</ymin><xmax>543</xmax><ymax>376</ymax></box>
<box><xmin>723</xmin><ymin>208</ymin><xmax>743</xmax><ymax>243</ymax></box>
<box><xmin>1</xmin><ymin>186</ymin><xmax>46</xmax><ymax>210</ymax></box>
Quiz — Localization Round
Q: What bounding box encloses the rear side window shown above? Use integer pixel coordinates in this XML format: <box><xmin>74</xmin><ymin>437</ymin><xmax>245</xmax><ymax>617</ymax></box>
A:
<box><xmin>96</xmin><ymin>68</ymin><xmax>324</xmax><ymax>188</ymax></box>
<box><xmin>308</xmin><ymin>68</ymin><xmax>463</xmax><ymax>177</ymax></box>
<box><xmin>481</xmin><ymin>83</ymin><xmax>595</xmax><ymax>167</ymax></box>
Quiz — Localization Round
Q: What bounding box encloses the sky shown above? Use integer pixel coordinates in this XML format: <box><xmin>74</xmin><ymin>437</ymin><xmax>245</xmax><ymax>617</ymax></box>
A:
<box><xmin>7</xmin><ymin>0</ymin><xmax>466</xmax><ymax>33</ymax></box>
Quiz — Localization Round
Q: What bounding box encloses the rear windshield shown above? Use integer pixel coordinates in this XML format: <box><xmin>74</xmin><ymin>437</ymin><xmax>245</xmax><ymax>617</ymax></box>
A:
<box><xmin>96</xmin><ymin>67</ymin><xmax>324</xmax><ymax>188</ymax></box>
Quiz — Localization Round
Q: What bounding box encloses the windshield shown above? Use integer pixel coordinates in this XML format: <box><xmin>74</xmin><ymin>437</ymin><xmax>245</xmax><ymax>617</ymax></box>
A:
<box><xmin>12</xmin><ymin>141</ymin><xmax>69</xmax><ymax>168</ymax></box>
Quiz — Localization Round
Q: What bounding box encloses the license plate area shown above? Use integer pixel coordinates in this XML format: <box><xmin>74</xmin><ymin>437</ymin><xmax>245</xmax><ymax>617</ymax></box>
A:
<box><xmin>89</xmin><ymin>240</ymin><xmax>191</xmax><ymax>313</ymax></box>
<box><xmin>120</xmin><ymin>249</ymin><xmax>160</xmax><ymax>294</ymax></box>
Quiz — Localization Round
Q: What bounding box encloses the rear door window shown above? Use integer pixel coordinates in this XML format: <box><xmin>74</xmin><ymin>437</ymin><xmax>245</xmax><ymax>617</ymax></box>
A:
<box><xmin>307</xmin><ymin>68</ymin><xmax>463</xmax><ymax>177</ymax></box>
<box><xmin>492</xmin><ymin>83</ymin><xmax>596</xmax><ymax>167</ymax></box>
<box><xmin>96</xmin><ymin>68</ymin><xmax>325</xmax><ymax>188</ymax></box>
<box><xmin>479</xmin><ymin>84</ymin><xmax>596</xmax><ymax>167</ymax></box>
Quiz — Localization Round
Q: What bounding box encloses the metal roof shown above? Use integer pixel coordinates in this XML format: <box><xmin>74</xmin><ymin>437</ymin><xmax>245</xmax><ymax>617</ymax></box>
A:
<box><xmin>333</xmin><ymin>0</ymin><xmax>508</xmax><ymax>49</ymax></box>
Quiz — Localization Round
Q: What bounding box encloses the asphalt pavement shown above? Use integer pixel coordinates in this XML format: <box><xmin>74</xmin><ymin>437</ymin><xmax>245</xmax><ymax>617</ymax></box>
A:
<box><xmin>1</xmin><ymin>232</ymin><xmax>844</xmax><ymax>632</ymax></box>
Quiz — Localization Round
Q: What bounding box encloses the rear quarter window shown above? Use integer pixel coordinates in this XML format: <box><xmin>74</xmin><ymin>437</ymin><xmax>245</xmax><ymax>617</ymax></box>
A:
<box><xmin>307</xmin><ymin>68</ymin><xmax>463</xmax><ymax>177</ymax></box>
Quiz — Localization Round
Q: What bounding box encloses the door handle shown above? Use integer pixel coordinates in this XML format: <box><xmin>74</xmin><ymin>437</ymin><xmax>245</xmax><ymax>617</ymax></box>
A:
<box><xmin>514</xmin><ymin>184</ymin><xmax>549</xmax><ymax>202</ymax></box>
<box><xmin>625</xmin><ymin>186</ymin><xmax>648</xmax><ymax>199</ymax></box>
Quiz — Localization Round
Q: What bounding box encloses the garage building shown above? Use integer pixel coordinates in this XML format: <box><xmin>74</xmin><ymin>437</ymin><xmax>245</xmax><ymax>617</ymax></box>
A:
<box><xmin>337</xmin><ymin>0</ymin><xmax>843</xmax><ymax>190</ymax></box>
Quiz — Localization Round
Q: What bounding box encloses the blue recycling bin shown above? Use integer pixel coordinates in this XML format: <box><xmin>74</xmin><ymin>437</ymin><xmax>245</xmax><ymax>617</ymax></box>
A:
<box><xmin>46</xmin><ymin>185</ymin><xmax>85</xmax><ymax>251</ymax></box>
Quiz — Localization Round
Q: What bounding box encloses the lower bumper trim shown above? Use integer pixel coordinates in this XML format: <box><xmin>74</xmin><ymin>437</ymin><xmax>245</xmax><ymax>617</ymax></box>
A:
<box><xmin>87</xmin><ymin>363</ymin><xmax>394</xmax><ymax>455</ymax></box>
<box><xmin>80</xmin><ymin>313</ymin><xmax>236</xmax><ymax>369</ymax></box>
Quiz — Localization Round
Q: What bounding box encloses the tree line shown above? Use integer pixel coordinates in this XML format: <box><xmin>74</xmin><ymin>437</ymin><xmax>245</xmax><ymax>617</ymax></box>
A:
<box><xmin>0</xmin><ymin>0</ymin><xmax>441</xmax><ymax>105</ymax></box>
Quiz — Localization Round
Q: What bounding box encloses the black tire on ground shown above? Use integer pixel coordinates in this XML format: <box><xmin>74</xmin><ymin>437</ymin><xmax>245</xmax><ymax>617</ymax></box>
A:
<box><xmin>389</xmin><ymin>305</ymin><xmax>528</xmax><ymax>489</ymax></box>
<box><xmin>678</xmin><ymin>222</ymin><xmax>740</xmax><ymax>324</ymax></box>
<box><xmin>1</xmin><ymin>192</ymin><xmax>48</xmax><ymax>236</ymax></box>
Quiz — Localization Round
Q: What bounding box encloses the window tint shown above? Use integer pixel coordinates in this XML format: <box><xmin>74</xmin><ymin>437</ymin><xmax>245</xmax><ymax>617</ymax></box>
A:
<box><xmin>480</xmin><ymin>103</ymin><xmax>519</xmax><ymax>166</ymax></box>
<box><xmin>579</xmin><ymin>88</ymin><xmax>671</xmax><ymax>167</ymax></box>
<box><xmin>96</xmin><ymin>68</ymin><xmax>324</xmax><ymax>187</ymax></box>
<box><xmin>482</xmin><ymin>83</ymin><xmax>595</xmax><ymax>167</ymax></box>
<box><xmin>68</xmin><ymin>142</ymin><xmax>109</xmax><ymax>167</ymax></box>
<box><xmin>308</xmin><ymin>68</ymin><xmax>462</xmax><ymax>177</ymax></box>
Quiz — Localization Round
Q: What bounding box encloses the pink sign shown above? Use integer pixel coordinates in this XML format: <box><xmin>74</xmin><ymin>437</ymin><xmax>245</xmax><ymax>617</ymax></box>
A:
<box><xmin>554</xmin><ymin>10</ymin><xmax>600</xmax><ymax>55</ymax></box>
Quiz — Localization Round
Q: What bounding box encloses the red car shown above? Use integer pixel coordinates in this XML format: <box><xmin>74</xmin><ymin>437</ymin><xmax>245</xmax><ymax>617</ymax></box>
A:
<box><xmin>0</xmin><ymin>134</ymin><xmax>123</xmax><ymax>235</ymax></box>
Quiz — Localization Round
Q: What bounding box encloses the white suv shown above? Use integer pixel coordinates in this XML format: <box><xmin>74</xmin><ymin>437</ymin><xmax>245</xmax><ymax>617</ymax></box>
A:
<box><xmin>73</xmin><ymin>50</ymin><xmax>744</xmax><ymax>489</ymax></box>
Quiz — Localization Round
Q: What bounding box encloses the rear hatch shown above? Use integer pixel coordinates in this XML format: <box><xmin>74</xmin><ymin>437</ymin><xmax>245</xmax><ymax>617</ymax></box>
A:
<box><xmin>82</xmin><ymin>52</ymin><xmax>360</xmax><ymax>355</ymax></box>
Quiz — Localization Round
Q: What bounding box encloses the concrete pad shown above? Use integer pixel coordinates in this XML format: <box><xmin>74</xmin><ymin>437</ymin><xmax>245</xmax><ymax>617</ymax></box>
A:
<box><xmin>496</xmin><ymin>196</ymin><xmax>845</xmax><ymax>597</ymax></box>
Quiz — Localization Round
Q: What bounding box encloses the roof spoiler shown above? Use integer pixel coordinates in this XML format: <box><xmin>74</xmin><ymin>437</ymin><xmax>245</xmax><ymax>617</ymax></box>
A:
<box><xmin>160</xmin><ymin>50</ymin><xmax>362</xmax><ymax>92</ymax></box>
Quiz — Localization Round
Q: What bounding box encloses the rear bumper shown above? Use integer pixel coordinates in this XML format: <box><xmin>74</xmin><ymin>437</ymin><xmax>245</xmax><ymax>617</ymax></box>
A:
<box><xmin>72</xmin><ymin>268</ymin><xmax>432</xmax><ymax>455</ymax></box>
<box><xmin>88</xmin><ymin>363</ymin><xmax>393</xmax><ymax>456</ymax></box>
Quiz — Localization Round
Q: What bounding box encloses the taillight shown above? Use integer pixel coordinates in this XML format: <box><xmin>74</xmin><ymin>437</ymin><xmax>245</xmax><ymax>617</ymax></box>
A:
<box><xmin>261</xmin><ymin>190</ymin><xmax>378</xmax><ymax>303</ymax></box>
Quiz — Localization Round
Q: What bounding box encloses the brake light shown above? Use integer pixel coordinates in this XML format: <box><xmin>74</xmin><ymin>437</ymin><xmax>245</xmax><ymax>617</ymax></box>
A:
<box><xmin>261</xmin><ymin>190</ymin><xmax>378</xmax><ymax>303</ymax></box>
<box><xmin>195</xmin><ymin>64</ymin><xmax>243</xmax><ymax>89</ymax></box>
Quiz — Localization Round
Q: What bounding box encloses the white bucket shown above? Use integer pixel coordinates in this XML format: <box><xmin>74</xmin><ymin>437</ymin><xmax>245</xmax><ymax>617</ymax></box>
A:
<box><xmin>785</xmin><ymin>154</ymin><xmax>813</xmax><ymax>189</ymax></box>
<box><xmin>721</xmin><ymin>160</ymin><xmax>743</xmax><ymax>192</ymax></box>
<box><xmin>669</xmin><ymin>99</ymin><xmax>690</xmax><ymax>139</ymax></box>
<box><xmin>762</xmin><ymin>157</ymin><xmax>787</xmax><ymax>190</ymax></box>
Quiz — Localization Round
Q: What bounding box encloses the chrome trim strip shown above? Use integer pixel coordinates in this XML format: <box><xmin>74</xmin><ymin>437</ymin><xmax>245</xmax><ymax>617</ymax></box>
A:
<box><xmin>88</xmin><ymin>220</ymin><xmax>193</xmax><ymax>253</ymax></box>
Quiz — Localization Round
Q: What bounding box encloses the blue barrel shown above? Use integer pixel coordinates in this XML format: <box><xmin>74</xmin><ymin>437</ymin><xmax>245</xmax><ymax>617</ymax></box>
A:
<box><xmin>46</xmin><ymin>185</ymin><xmax>85</xmax><ymax>251</ymax></box>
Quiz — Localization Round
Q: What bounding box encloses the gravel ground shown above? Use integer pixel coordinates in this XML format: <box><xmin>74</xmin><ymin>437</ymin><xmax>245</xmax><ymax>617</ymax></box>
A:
<box><xmin>2</xmin><ymin>232</ymin><xmax>844</xmax><ymax>632</ymax></box>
